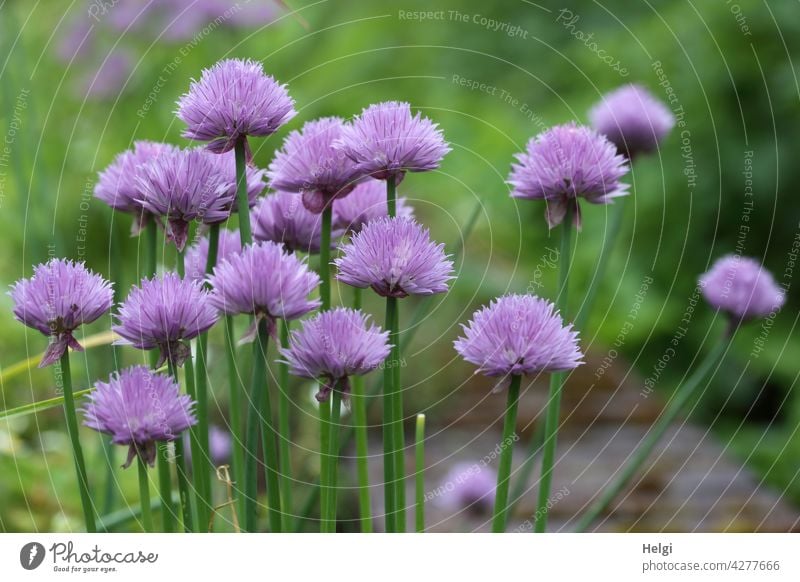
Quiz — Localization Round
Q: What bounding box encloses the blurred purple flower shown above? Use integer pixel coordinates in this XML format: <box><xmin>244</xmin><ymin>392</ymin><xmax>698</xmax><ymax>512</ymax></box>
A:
<box><xmin>253</xmin><ymin>191</ymin><xmax>343</xmax><ymax>254</ymax></box>
<box><xmin>438</xmin><ymin>462</ymin><xmax>497</xmax><ymax>514</ymax></box>
<box><xmin>83</xmin><ymin>50</ymin><xmax>133</xmax><ymax>99</ymax></box>
<box><xmin>280</xmin><ymin>308</ymin><xmax>391</xmax><ymax>401</ymax></box>
<box><xmin>589</xmin><ymin>84</ymin><xmax>675</xmax><ymax>159</ymax></box>
<box><xmin>454</xmin><ymin>294</ymin><xmax>583</xmax><ymax>379</ymax></box>
<box><xmin>135</xmin><ymin>147</ymin><xmax>231</xmax><ymax>250</ymax></box>
<box><xmin>95</xmin><ymin>141</ymin><xmax>178</xmax><ymax>235</ymax></box>
<box><xmin>699</xmin><ymin>255</ymin><xmax>785</xmax><ymax>323</ymax></box>
<box><xmin>9</xmin><ymin>259</ymin><xmax>114</xmax><ymax>367</ymax></box>
<box><xmin>184</xmin><ymin>425</ymin><xmax>232</xmax><ymax>467</ymax></box>
<box><xmin>333</xmin><ymin>101</ymin><xmax>450</xmax><ymax>181</ymax></box>
<box><xmin>177</xmin><ymin>58</ymin><xmax>295</xmax><ymax>156</ymax></box>
<box><xmin>508</xmin><ymin>123</ymin><xmax>629</xmax><ymax>229</ymax></box>
<box><xmin>208</xmin><ymin>241</ymin><xmax>321</xmax><ymax>341</ymax></box>
<box><xmin>113</xmin><ymin>272</ymin><xmax>218</xmax><ymax>367</ymax></box>
<box><xmin>335</xmin><ymin>216</ymin><xmax>454</xmax><ymax>298</ymax></box>
<box><xmin>268</xmin><ymin>117</ymin><xmax>364</xmax><ymax>213</ymax></box>
<box><xmin>332</xmin><ymin>178</ymin><xmax>414</xmax><ymax>233</ymax></box>
<box><xmin>82</xmin><ymin>365</ymin><xmax>197</xmax><ymax>469</ymax></box>
<box><xmin>184</xmin><ymin>228</ymin><xmax>243</xmax><ymax>283</ymax></box>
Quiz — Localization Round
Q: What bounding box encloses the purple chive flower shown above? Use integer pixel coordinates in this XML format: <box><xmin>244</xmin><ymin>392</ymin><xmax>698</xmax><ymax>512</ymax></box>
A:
<box><xmin>94</xmin><ymin>141</ymin><xmax>178</xmax><ymax>235</ymax></box>
<box><xmin>589</xmin><ymin>84</ymin><xmax>675</xmax><ymax>159</ymax></box>
<box><xmin>333</xmin><ymin>101</ymin><xmax>450</xmax><ymax>182</ymax></box>
<box><xmin>113</xmin><ymin>272</ymin><xmax>218</xmax><ymax>367</ymax></box>
<box><xmin>454</xmin><ymin>294</ymin><xmax>583</xmax><ymax>379</ymax></box>
<box><xmin>185</xmin><ymin>228</ymin><xmax>243</xmax><ymax>283</ymax></box>
<box><xmin>135</xmin><ymin>147</ymin><xmax>231</xmax><ymax>250</ymax></box>
<box><xmin>508</xmin><ymin>123</ymin><xmax>629</xmax><ymax>229</ymax></box>
<box><xmin>253</xmin><ymin>191</ymin><xmax>343</xmax><ymax>254</ymax></box>
<box><xmin>176</xmin><ymin>58</ymin><xmax>296</xmax><ymax>157</ymax></box>
<box><xmin>82</xmin><ymin>366</ymin><xmax>197</xmax><ymax>469</ymax></box>
<box><xmin>335</xmin><ymin>216</ymin><xmax>454</xmax><ymax>298</ymax></box>
<box><xmin>184</xmin><ymin>425</ymin><xmax>232</xmax><ymax>466</ymax></box>
<box><xmin>438</xmin><ymin>462</ymin><xmax>497</xmax><ymax>514</ymax></box>
<box><xmin>280</xmin><ymin>308</ymin><xmax>391</xmax><ymax>401</ymax></box>
<box><xmin>332</xmin><ymin>178</ymin><xmax>414</xmax><ymax>233</ymax></box>
<box><xmin>9</xmin><ymin>259</ymin><xmax>113</xmax><ymax>368</ymax></box>
<box><xmin>268</xmin><ymin>117</ymin><xmax>365</xmax><ymax>214</ymax></box>
<box><xmin>208</xmin><ymin>241</ymin><xmax>321</xmax><ymax>341</ymax></box>
<box><xmin>699</xmin><ymin>255</ymin><xmax>785</xmax><ymax>323</ymax></box>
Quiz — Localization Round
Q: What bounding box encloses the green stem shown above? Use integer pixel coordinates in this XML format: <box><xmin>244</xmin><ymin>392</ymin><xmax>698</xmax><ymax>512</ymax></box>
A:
<box><xmin>382</xmin><ymin>296</ymin><xmax>397</xmax><ymax>532</ymax></box>
<box><xmin>351</xmin><ymin>374</ymin><xmax>372</xmax><ymax>532</ymax></box>
<box><xmin>255</xmin><ymin>319</ymin><xmax>283</xmax><ymax>532</ymax></box>
<box><xmin>387</xmin><ymin>174</ymin><xmax>397</xmax><ymax>217</ymax></box>
<box><xmin>508</xmin><ymin>418</ymin><xmax>546</xmax><ymax>512</ymax></box>
<box><xmin>168</xmin><ymin>359</ymin><xmax>195</xmax><ymax>532</ymax></box>
<box><xmin>535</xmin><ymin>207</ymin><xmax>573</xmax><ymax>533</ymax></box>
<box><xmin>155</xmin><ymin>444</ymin><xmax>175</xmax><ymax>532</ymax></box>
<box><xmin>575</xmin><ymin>334</ymin><xmax>729</xmax><ymax>531</ymax></box>
<box><xmin>59</xmin><ymin>352</ymin><xmax>96</xmax><ymax>532</ymax></box>
<box><xmin>137</xmin><ymin>455</ymin><xmax>153</xmax><ymax>532</ymax></box>
<box><xmin>145</xmin><ymin>218</ymin><xmax>158</xmax><ymax>279</ymax></box>
<box><xmin>318</xmin><ymin>395</ymin><xmax>331</xmax><ymax>532</ymax></box>
<box><xmin>234</xmin><ymin>139</ymin><xmax>252</xmax><ymax>244</ymax></box>
<box><xmin>320</xmin><ymin>205</ymin><xmax>332</xmax><ymax>310</ymax></box>
<box><xmin>415</xmin><ymin>414</ymin><xmax>425</xmax><ymax>533</ymax></box>
<box><xmin>278</xmin><ymin>319</ymin><xmax>293</xmax><ymax>529</ymax></box>
<box><xmin>392</xmin><ymin>297</ymin><xmax>406</xmax><ymax>532</ymax></box>
<box><xmin>574</xmin><ymin>200</ymin><xmax>626</xmax><ymax>331</ymax></box>
<box><xmin>243</xmin><ymin>357</ymin><xmax>263</xmax><ymax>532</ymax></box>
<box><xmin>192</xmin><ymin>223</ymin><xmax>219</xmax><ymax>530</ymax></box>
<box><xmin>224</xmin><ymin>315</ymin><xmax>246</xmax><ymax>527</ymax></box>
<box><xmin>324</xmin><ymin>387</ymin><xmax>343</xmax><ymax>532</ymax></box>
<box><xmin>491</xmin><ymin>375</ymin><xmax>521</xmax><ymax>533</ymax></box>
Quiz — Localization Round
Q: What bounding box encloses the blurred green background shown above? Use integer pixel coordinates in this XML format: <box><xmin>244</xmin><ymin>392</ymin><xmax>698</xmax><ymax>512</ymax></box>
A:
<box><xmin>0</xmin><ymin>0</ymin><xmax>798</xmax><ymax>531</ymax></box>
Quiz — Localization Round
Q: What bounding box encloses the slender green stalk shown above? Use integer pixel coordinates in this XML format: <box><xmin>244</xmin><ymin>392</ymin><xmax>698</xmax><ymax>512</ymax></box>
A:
<box><xmin>243</xmin><ymin>358</ymin><xmax>263</xmax><ymax>532</ymax></box>
<box><xmin>535</xmin><ymin>207</ymin><xmax>573</xmax><ymax>533</ymax></box>
<box><xmin>574</xmin><ymin>200</ymin><xmax>626</xmax><ymax>331</ymax></box>
<box><xmin>58</xmin><ymin>352</ymin><xmax>96</xmax><ymax>532</ymax></box>
<box><xmin>168</xmin><ymin>358</ymin><xmax>194</xmax><ymax>532</ymax></box>
<box><xmin>324</xmin><ymin>387</ymin><xmax>344</xmax><ymax>532</ymax></box>
<box><xmin>392</xmin><ymin>298</ymin><xmax>406</xmax><ymax>531</ymax></box>
<box><xmin>234</xmin><ymin>139</ymin><xmax>252</xmax><ymax>244</ymax></box>
<box><xmin>508</xmin><ymin>419</ymin><xmax>546</xmax><ymax>512</ymax></box>
<box><xmin>155</xmin><ymin>444</ymin><xmax>175</xmax><ymax>532</ymax></box>
<box><xmin>351</xmin><ymin>374</ymin><xmax>372</xmax><ymax>532</ymax></box>
<box><xmin>415</xmin><ymin>414</ymin><xmax>426</xmax><ymax>533</ymax></box>
<box><xmin>224</xmin><ymin>315</ymin><xmax>245</xmax><ymax>526</ymax></box>
<box><xmin>320</xmin><ymin>206</ymin><xmax>333</xmax><ymax>310</ymax></box>
<box><xmin>382</xmin><ymin>296</ymin><xmax>397</xmax><ymax>532</ymax></box>
<box><xmin>318</xmin><ymin>395</ymin><xmax>331</xmax><ymax>532</ymax></box>
<box><xmin>137</xmin><ymin>455</ymin><xmax>153</xmax><ymax>532</ymax></box>
<box><xmin>192</xmin><ymin>223</ymin><xmax>219</xmax><ymax>530</ymax></box>
<box><xmin>278</xmin><ymin>320</ymin><xmax>294</xmax><ymax>529</ymax></box>
<box><xmin>100</xmin><ymin>437</ymin><xmax>116</xmax><ymax>516</ymax></box>
<box><xmin>254</xmin><ymin>319</ymin><xmax>283</xmax><ymax>532</ymax></box>
<box><xmin>386</xmin><ymin>174</ymin><xmax>397</xmax><ymax>217</ymax></box>
<box><xmin>575</xmin><ymin>335</ymin><xmax>729</xmax><ymax>531</ymax></box>
<box><xmin>491</xmin><ymin>375</ymin><xmax>521</xmax><ymax>533</ymax></box>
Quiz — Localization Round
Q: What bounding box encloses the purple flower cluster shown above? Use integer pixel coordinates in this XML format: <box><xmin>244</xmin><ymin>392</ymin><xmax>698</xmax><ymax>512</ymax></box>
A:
<box><xmin>333</xmin><ymin>178</ymin><xmax>414</xmax><ymax>233</ymax></box>
<box><xmin>185</xmin><ymin>228</ymin><xmax>243</xmax><ymax>283</ymax></box>
<box><xmin>438</xmin><ymin>462</ymin><xmax>497</xmax><ymax>514</ymax></box>
<box><xmin>454</xmin><ymin>294</ymin><xmax>583</xmax><ymax>379</ymax></box>
<box><xmin>82</xmin><ymin>365</ymin><xmax>197</xmax><ymax>468</ymax></box>
<box><xmin>114</xmin><ymin>272</ymin><xmax>218</xmax><ymax>367</ymax></box>
<box><xmin>268</xmin><ymin>117</ymin><xmax>364</xmax><ymax>213</ymax></box>
<box><xmin>589</xmin><ymin>84</ymin><xmax>675</xmax><ymax>159</ymax></box>
<box><xmin>335</xmin><ymin>216</ymin><xmax>454</xmax><ymax>298</ymax></box>
<box><xmin>280</xmin><ymin>308</ymin><xmax>391</xmax><ymax>401</ymax></box>
<box><xmin>9</xmin><ymin>259</ymin><xmax>114</xmax><ymax>367</ymax></box>
<box><xmin>253</xmin><ymin>191</ymin><xmax>342</xmax><ymax>254</ymax></box>
<box><xmin>699</xmin><ymin>255</ymin><xmax>785</xmax><ymax>323</ymax></box>
<box><xmin>94</xmin><ymin>141</ymin><xmax>178</xmax><ymax>234</ymax></box>
<box><xmin>208</xmin><ymin>241</ymin><xmax>321</xmax><ymax>339</ymax></box>
<box><xmin>177</xmin><ymin>58</ymin><xmax>296</xmax><ymax>156</ymax></box>
<box><xmin>508</xmin><ymin>123</ymin><xmax>629</xmax><ymax>228</ymax></box>
<box><xmin>210</xmin><ymin>150</ymin><xmax>267</xmax><ymax>211</ymax></box>
<box><xmin>334</xmin><ymin>101</ymin><xmax>450</xmax><ymax>181</ymax></box>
